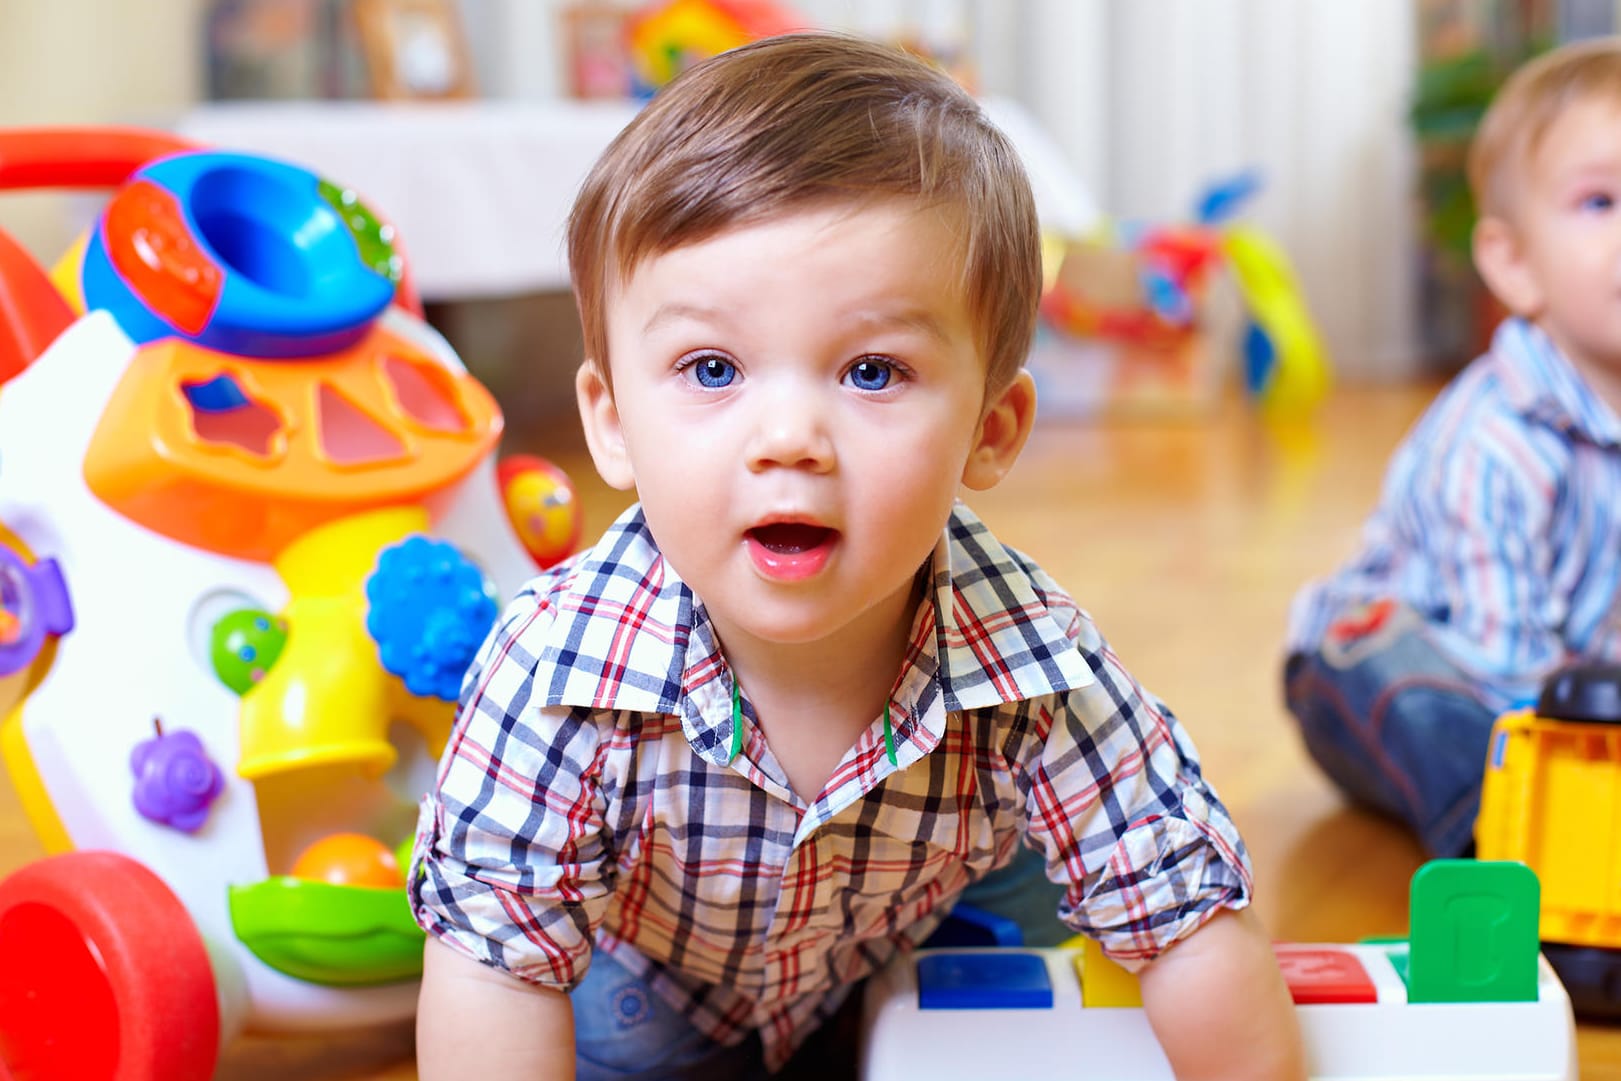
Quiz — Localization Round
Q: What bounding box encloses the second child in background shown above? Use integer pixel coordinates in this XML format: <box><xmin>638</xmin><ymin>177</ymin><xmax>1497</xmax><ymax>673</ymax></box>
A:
<box><xmin>1286</xmin><ymin>37</ymin><xmax>1621</xmax><ymax>857</ymax></box>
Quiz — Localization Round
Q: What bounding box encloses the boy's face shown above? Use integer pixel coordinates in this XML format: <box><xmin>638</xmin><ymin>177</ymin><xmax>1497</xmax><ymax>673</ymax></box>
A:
<box><xmin>577</xmin><ymin>200</ymin><xmax>1034</xmax><ymax>652</ymax></box>
<box><xmin>1479</xmin><ymin>96</ymin><xmax>1621</xmax><ymax>389</ymax></box>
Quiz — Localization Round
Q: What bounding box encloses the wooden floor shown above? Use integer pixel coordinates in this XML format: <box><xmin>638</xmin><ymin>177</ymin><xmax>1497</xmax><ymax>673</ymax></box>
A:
<box><xmin>3</xmin><ymin>382</ymin><xmax>1615</xmax><ymax>1078</ymax></box>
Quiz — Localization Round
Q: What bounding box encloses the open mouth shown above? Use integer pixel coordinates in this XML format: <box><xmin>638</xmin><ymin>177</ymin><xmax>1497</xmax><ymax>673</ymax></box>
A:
<box><xmin>748</xmin><ymin>523</ymin><xmax>834</xmax><ymax>553</ymax></box>
<box><xmin>745</xmin><ymin>522</ymin><xmax>838</xmax><ymax>580</ymax></box>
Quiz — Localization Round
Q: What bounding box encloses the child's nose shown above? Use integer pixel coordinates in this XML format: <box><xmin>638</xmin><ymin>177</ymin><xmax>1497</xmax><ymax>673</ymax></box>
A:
<box><xmin>744</xmin><ymin>388</ymin><xmax>835</xmax><ymax>473</ymax></box>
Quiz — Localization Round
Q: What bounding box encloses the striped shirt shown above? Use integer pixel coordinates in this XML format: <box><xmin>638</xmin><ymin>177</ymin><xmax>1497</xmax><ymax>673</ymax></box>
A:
<box><xmin>1288</xmin><ymin>318</ymin><xmax>1621</xmax><ymax>710</ymax></box>
<box><xmin>411</xmin><ymin>502</ymin><xmax>1250</xmax><ymax>1069</ymax></box>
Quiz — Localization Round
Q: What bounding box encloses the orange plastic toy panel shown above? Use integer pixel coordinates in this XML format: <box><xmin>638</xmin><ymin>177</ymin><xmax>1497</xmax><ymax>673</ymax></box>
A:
<box><xmin>83</xmin><ymin>327</ymin><xmax>501</xmax><ymax>562</ymax></box>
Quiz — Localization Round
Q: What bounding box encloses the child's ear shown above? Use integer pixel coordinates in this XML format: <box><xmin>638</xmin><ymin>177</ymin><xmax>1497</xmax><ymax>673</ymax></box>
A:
<box><xmin>962</xmin><ymin>369</ymin><xmax>1037</xmax><ymax>491</ymax></box>
<box><xmin>576</xmin><ymin>361</ymin><xmax>636</xmax><ymax>491</ymax></box>
<box><xmin>1473</xmin><ymin>215</ymin><xmax>1544</xmax><ymax>317</ymax></box>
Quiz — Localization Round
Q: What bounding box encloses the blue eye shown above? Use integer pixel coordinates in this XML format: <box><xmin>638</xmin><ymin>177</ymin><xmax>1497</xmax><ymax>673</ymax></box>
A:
<box><xmin>1580</xmin><ymin>192</ymin><xmax>1615</xmax><ymax>212</ymax></box>
<box><xmin>686</xmin><ymin>355</ymin><xmax>736</xmax><ymax>388</ymax></box>
<box><xmin>845</xmin><ymin>358</ymin><xmax>894</xmax><ymax>392</ymax></box>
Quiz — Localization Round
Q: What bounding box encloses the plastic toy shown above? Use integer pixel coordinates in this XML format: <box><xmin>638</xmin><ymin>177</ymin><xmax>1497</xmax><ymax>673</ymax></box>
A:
<box><xmin>1478</xmin><ymin>661</ymin><xmax>1621</xmax><ymax>1019</ymax></box>
<box><xmin>1037</xmin><ymin>171</ymin><xmax>1332</xmax><ymax>417</ymax></box>
<box><xmin>0</xmin><ymin>127</ymin><xmax>580</xmax><ymax>1080</ymax></box>
<box><xmin>498</xmin><ymin>453</ymin><xmax>583</xmax><ymax>569</ymax></box>
<box><xmin>863</xmin><ymin>860</ymin><xmax>1577</xmax><ymax>1080</ymax></box>
<box><xmin>625</xmin><ymin>0</ymin><xmax>806</xmax><ymax>95</ymax></box>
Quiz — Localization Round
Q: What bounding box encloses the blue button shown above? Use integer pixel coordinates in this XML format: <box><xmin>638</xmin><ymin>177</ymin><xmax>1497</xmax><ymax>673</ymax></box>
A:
<box><xmin>365</xmin><ymin>534</ymin><xmax>498</xmax><ymax>701</ymax></box>
<box><xmin>917</xmin><ymin>952</ymin><xmax>1053</xmax><ymax>1010</ymax></box>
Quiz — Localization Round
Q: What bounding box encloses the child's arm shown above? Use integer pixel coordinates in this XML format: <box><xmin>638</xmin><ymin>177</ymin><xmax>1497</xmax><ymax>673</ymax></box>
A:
<box><xmin>417</xmin><ymin>936</ymin><xmax>577</xmax><ymax>1081</ymax></box>
<box><xmin>1137</xmin><ymin>907</ymin><xmax>1306</xmax><ymax>1081</ymax></box>
<box><xmin>409</xmin><ymin>586</ymin><xmax>621</xmax><ymax>1080</ymax></box>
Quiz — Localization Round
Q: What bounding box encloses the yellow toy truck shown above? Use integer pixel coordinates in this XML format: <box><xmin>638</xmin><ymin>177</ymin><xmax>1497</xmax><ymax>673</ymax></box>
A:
<box><xmin>1477</xmin><ymin>662</ymin><xmax>1621</xmax><ymax>1018</ymax></box>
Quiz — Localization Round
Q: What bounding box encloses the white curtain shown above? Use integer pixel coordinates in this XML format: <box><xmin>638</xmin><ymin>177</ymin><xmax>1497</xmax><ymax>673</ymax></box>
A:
<box><xmin>467</xmin><ymin>0</ymin><xmax>1422</xmax><ymax>379</ymax></box>
<box><xmin>974</xmin><ymin>0</ymin><xmax>1419</xmax><ymax>382</ymax></box>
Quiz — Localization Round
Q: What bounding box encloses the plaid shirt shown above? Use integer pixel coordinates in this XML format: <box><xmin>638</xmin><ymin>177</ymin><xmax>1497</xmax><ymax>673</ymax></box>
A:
<box><xmin>412</xmin><ymin>502</ymin><xmax>1251</xmax><ymax>1069</ymax></box>
<box><xmin>1288</xmin><ymin>318</ymin><xmax>1621</xmax><ymax>711</ymax></box>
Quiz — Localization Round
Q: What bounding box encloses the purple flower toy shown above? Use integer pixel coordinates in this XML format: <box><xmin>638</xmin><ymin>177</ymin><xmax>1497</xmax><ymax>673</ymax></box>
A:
<box><xmin>130</xmin><ymin>721</ymin><xmax>225</xmax><ymax>834</ymax></box>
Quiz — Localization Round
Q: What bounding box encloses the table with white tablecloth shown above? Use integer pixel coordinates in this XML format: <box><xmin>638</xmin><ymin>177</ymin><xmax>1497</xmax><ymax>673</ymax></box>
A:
<box><xmin>176</xmin><ymin>97</ymin><xmax>1096</xmax><ymax>302</ymax></box>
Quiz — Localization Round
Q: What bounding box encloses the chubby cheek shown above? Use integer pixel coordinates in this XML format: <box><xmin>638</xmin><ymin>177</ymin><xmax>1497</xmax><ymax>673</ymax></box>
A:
<box><xmin>636</xmin><ymin>494</ymin><xmax>736</xmax><ymax>601</ymax></box>
<box><xmin>1550</xmin><ymin>222</ymin><xmax>1621</xmax><ymax>273</ymax></box>
<box><xmin>637</xmin><ymin>457</ymin><xmax>728</xmax><ymax>530</ymax></box>
<box><xmin>850</xmin><ymin>451</ymin><xmax>964</xmax><ymax>560</ymax></box>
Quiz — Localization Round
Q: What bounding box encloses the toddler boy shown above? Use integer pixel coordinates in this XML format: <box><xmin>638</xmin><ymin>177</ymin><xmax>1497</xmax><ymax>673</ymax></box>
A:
<box><xmin>415</xmin><ymin>32</ymin><xmax>1303</xmax><ymax>1081</ymax></box>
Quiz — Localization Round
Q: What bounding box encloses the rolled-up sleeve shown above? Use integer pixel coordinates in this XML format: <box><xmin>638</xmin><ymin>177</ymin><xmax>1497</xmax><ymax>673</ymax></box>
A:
<box><xmin>1022</xmin><ymin>636</ymin><xmax>1252</xmax><ymax>970</ymax></box>
<box><xmin>409</xmin><ymin>594</ymin><xmax>619</xmax><ymax>990</ymax></box>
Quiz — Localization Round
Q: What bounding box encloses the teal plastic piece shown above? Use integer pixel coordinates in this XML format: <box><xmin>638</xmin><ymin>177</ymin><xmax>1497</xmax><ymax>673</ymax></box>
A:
<box><xmin>1408</xmin><ymin>859</ymin><xmax>1540</xmax><ymax>1004</ymax></box>
<box><xmin>1382</xmin><ymin>942</ymin><xmax>1411</xmax><ymax>987</ymax></box>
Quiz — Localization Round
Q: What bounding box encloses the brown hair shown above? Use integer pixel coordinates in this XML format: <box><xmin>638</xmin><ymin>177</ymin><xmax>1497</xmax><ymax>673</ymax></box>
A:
<box><xmin>566</xmin><ymin>32</ymin><xmax>1041</xmax><ymax>393</ymax></box>
<box><xmin>1469</xmin><ymin>36</ymin><xmax>1621</xmax><ymax>220</ymax></box>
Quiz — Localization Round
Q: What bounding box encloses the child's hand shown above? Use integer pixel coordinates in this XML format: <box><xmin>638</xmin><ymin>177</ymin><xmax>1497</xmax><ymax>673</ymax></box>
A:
<box><xmin>1136</xmin><ymin>907</ymin><xmax>1307</xmax><ymax>1081</ymax></box>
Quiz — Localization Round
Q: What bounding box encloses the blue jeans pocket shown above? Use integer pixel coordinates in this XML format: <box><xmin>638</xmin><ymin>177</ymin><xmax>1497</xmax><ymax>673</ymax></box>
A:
<box><xmin>571</xmin><ymin>949</ymin><xmax>766</xmax><ymax>1081</ymax></box>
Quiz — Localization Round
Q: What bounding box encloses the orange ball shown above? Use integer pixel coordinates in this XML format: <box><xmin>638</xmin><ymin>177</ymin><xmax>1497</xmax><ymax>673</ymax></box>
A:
<box><xmin>290</xmin><ymin>832</ymin><xmax>404</xmax><ymax>890</ymax></box>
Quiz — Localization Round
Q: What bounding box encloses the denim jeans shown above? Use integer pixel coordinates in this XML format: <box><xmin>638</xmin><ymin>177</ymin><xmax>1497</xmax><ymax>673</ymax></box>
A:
<box><xmin>573</xmin><ymin>948</ymin><xmax>768</xmax><ymax>1081</ymax></box>
<box><xmin>571</xmin><ymin>845</ymin><xmax>1061</xmax><ymax>1078</ymax></box>
<box><xmin>1283</xmin><ymin>601</ymin><xmax>1500</xmax><ymax>857</ymax></box>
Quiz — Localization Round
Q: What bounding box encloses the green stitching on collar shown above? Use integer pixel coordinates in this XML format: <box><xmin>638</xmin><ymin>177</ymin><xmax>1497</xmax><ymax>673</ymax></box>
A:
<box><xmin>729</xmin><ymin>680</ymin><xmax>898</xmax><ymax>768</ymax></box>
<box><xmin>730</xmin><ymin>678</ymin><xmax>743</xmax><ymax>763</ymax></box>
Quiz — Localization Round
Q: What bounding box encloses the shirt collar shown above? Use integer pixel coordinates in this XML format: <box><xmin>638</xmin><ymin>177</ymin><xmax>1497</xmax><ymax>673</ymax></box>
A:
<box><xmin>1492</xmin><ymin>317</ymin><xmax>1621</xmax><ymax>448</ymax></box>
<box><xmin>532</xmin><ymin>502</ymin><xmax>1093</xmax><ymax>768</ymax></box>
<box><xmin>924</xmin><ymin>502</ymin><xmax>1095</xmax><ymax>711</ymax></box>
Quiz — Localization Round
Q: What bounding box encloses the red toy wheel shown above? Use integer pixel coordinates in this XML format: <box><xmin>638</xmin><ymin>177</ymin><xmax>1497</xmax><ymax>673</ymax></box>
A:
<box><xmin>0</xmin><ymin>850</ymin><xmax>220</xmax><ymax>1081</ymax></box>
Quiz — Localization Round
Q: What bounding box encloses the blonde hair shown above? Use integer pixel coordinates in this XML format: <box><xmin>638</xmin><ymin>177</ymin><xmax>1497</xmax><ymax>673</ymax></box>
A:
<box><xmin>1469</xmin><ymin>36</ymin><xmax>1621</xmax><ymax>220</ymax></box>
<box><xmin>566</xmin><ymin>32</ymin><xmax>1041</xmax><ymax>393</ymax></box>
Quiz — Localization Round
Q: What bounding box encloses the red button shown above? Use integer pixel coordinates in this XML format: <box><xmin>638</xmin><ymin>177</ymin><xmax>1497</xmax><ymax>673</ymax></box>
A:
<box><xmin>103</xmin><ymin>179</ymin><xmax>222</xmax><ymax>335</ymax></box>
<box><xmin>1274</xmin><ymin>945</ymin><xmax>1379</xmax><ymax>1004</ymax></box>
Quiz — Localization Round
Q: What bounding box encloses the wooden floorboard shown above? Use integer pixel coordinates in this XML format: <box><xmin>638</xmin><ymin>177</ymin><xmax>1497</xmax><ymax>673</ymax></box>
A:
<box><xmin>3</xmin><ymin>383</ymin><xmax>1615</xmax><ymax>1077</ymax></box>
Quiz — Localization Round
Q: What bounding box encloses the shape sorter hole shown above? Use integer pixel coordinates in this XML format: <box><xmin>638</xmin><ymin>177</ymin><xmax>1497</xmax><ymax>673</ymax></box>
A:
<box><xmin>381</xmin><ymin>354</ymin><xmax>468</xmax><ymax>434</ymax></box>
<box><xmin>316</xmin><ymin>382</ymin><xmax>405</xmax><ymax>465</ymax></box>
<box><xmin>182</xmin><ymin>373</ymin><xmax>282</xmax><ymax>457</ymax></box>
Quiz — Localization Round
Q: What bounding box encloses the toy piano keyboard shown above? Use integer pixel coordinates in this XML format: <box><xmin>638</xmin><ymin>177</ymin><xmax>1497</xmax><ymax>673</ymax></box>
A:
<box><xmin>861</xmin><ymin>860</ymin><xmax>1577</xmax><ymax>1081</ymax></box>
